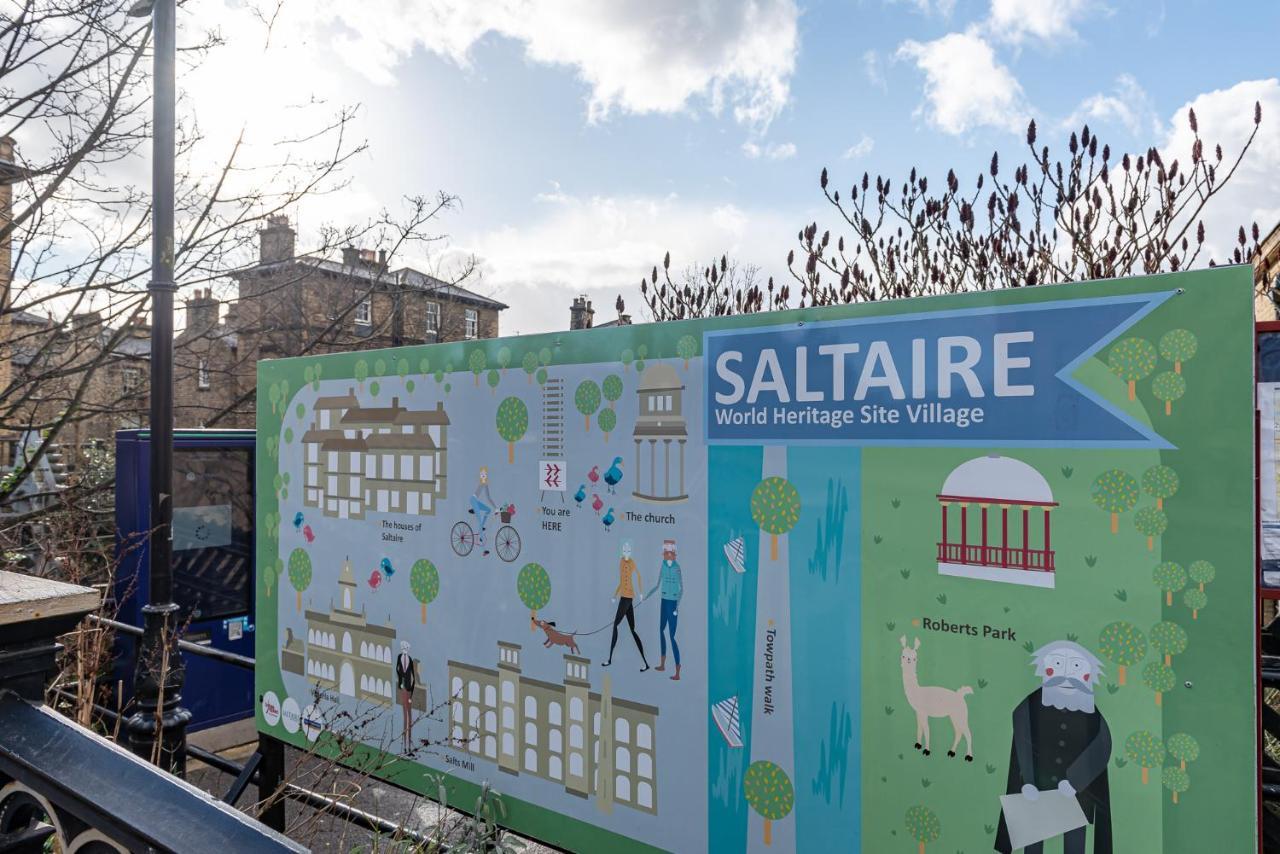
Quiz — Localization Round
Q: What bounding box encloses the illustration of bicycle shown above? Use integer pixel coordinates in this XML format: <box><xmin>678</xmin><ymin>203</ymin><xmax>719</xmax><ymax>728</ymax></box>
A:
<box><xmin>451</xmin><ymin>503</ymin><xmax>521</xmax><ymax>562</ymax></box>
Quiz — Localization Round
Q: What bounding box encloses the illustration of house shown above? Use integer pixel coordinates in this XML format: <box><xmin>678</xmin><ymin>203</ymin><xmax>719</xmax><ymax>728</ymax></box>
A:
<box><xmin>280</xmin><ymin>557</ymin><xmax>426</xmax><ymax>710</ymax></box>
<box><xmin>631</xmin><ymin>363</ymin><xmax>688</xmax><ymax>503</ymax></box>
<box><xmin>447</xmin><ymin>643</ymin><xmax>659</xmax><ymax>814</ymax></box>
<box><xmin>302</xmin><ymin>389</ymin><xmax>449</xmax><ymax>520</ymax></box>
<box><xmin>936</xmin><ymin>455</ymin><xmax>1059</xmax><ymax>588</ymax></box>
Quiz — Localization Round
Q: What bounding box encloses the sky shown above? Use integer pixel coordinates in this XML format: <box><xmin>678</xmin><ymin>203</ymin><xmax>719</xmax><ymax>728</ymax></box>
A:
<box><xmin>178</xmin><ymin>0</ymin><xmax>1280</xmax><ymax>334</ymax></box>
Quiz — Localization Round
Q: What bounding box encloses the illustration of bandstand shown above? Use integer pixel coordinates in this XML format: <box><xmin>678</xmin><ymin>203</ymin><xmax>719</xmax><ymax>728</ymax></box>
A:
<box><xmin>631</xmin><ymin>363</ymin><xmax>687</xmax><ymax>503</ymax></box>
<box><xmin>935</xmin><ymin>454</ymin><xmax>1059</xmax><ymax>589</ymax></box>
<box><xmin>447</xmin><ymin>643</ymin><xmax>659</xmax><ymax>814</ymax></box>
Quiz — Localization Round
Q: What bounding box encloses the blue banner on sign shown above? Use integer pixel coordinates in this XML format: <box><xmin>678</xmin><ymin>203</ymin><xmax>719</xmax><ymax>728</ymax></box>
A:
<box><xmin>703</xmin><ymin>292</ymin><xmax>1175</xmax><ymax>447</ymax></box>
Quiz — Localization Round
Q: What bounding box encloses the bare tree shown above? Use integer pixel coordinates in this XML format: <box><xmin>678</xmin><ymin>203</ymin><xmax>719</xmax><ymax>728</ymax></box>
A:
<box><xmin>639</xmin><ymin>252</ymin><xmax>790</xmax><ymax>320</ymax></box>
<box><xmin>640</xmin><ymin>107</ymin><xmax>1264</xmax><ymax>320</ymax></box>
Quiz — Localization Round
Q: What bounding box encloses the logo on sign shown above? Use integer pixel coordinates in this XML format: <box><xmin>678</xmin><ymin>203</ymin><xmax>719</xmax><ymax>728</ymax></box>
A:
<box><xmin>539</xmin><ymin>460</ymin><xmax>566</xmax><ymax>491</ymax></box>
<box><xmin>261</xmin><ymin>690</ymin><xmax>281</xmax><ymax>726</ymax></box>
<box><xmin>281</xmin><ymin>697</ymin><xmax>301</xmax><ymax>734</ymax></box>
<box><xmin>302</xmin><ymin>703</ymin><xmax>324</xmax><ymax>742</ymax></box>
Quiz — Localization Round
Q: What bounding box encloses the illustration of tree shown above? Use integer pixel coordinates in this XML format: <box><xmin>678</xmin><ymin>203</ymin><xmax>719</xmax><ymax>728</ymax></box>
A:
<box><xmin>1183</xmin><ymin>588</ymin><xmax>1207</xmax><ymax>620</ymax></box>
<box><xmin>751</xmin><ymin>477</ymin><xmax>801</xmax><ymax>561</ymax></box>
<box><xmin>517</xmin><ymin>562</ymin><xmax>551</xmax><ymax>630</ymax></box>
<box><xmin>410</xmin><ymin>559</ymin><xmax>439</xmax><ymax>624</ymax></box>
<box><xmin>288</xmin><ymin>548</ymin><xmax>312</xmax><ymax>612</ymax></box>
<box><xmin>621</xmin><ymin>348</ymin><xmax>634</xmax><ymax>372</ymax></box>
<box><xmin>1125</xmin><ymin>730</ymin><xmax>1163</xmax><ymax>784</ymax></box>
<box><xmin>1154</xmin><ymin>561</ymin><xmax>1187</xmax><ymax>606</ymax></box>
<box><xmin>419</xmin><ymin>357</ymin><xmax>430</xmax><ymax>378</ymax></box>
<box><xmin>1160</xmin><ymin>329</ymin><xmax>1199</xmax><ymax>374</ymax></box>
<box><xmin>303</xmin><ymin>366</ymin><xmax>314</xmax><ymax>392</ymax></box>
<box><xmin>522</xmin><ymin>352</ymin><xmax>538</xmax><ymax>384</ymax></box>
<box><xmin>268</xmin><ymin>383</ymin><xmax>280</xmax><ymax>414</ymax></box>
<box><xmin>263</xmin><ymin>558</ymin><xmax>281</xmax><ymax>597</ymax></box>
<box><xmin>598</xmin><ymin>408</ymin><xmax>617</xmax><ymax>441</ymax></box>
<box><xmin>536</xmin><ymin>368</ymin><xmax>548</xmax><ymax>386</ymax></box>
<box><xmin>743</xmin><ymin>760</ymin><xmax>794</xmax><ymax>847</ymax></box>
<box><xmin>602</xmin><ymin>374</ymin><xmax>623</xmax><ymax>409</ymax></box>
<box><xmin>496</xmin><ymin>396</ymin><xmax>529</xmax><ymax>463</ymax></box>
<box><xmin>1188</xmin><ymin>559</ymin><xmax>1216</xmax><ymax>592</ymax></box>
<box><xmin>295</xmin><ymin>403</ymin><xmax>305</xmax><ymax>420</ymax></box>
<box><xmin>1142</xmin><ymin>464</ymin><xmax>1179</xmax><ymax>510</ymax></box>
<box><xmin>1133</xmin><ymin>506</ymin><xmax>1167</xmax><ymax>551</ymax></box>
<box><xmin>539</xmin><ymin>347</ymin><xmax>552</xmax><ymax>368</ymax></box>
<box><xmin>1149</xmin><ymin>620</ymin><xmax>1188</xmax><ymax>666</ymax></box>
<box><xmin>575</xmin><ymin>380</ymin><xmax>601</xmax><ymax>431</ymax></box>
<box><xmin>1097</xmin><ymin>621</ymin><xmax>1146</xmax><ymax>686</ymax></box>
<box><xmin>497</xmin><ymin>346</ymin><xmax>511</xmax><ymax>374</ymax></box>
<box><xmin>903</xmin><ymin>805</ymin><xmax>941</xmax><ymax>854</ymax></box>
<box><xmin>1142</xmin><ymin>660</ymin><xmax>1176</xmax><ymax>706</ymax></box>
<box><xmin>469</xmin><ymin>349</ymin><xmax>487</xmax><ymax>386</ymax></box>
<box><xmin>487</xmin><ymin>369</ymin><xmax>500</xmax><ymax>395</ymax></box>
<box><xmin>676</xmin><ymin>334</ymin><xmax>698</xmax><ymax>369</ymax></box>
<box><xmin>1091</xmin><ymin>469</ymin><xmax>1139</xmax><ymax>533</ymax></box>
<box><xmin>355</xmin><ymin>359</ymin><xmax>369</xmax><ymax>389</ymax></box>
<box><xmin>636</xmin><ymin>343</ymin><xmax>648</xmax><ymax>373</ymax></box>
<box><xmin>1163</xmin><ymin>765</ymin><xmax>1190</xmax><ymax>804</ymax></box>
<box><xmin>370</xmin><ymin>381</ymin><xmax>381</xmax><ymax>398</ymax></box>
<box><xmin>1167</xmin><ymin>733</ymin><xmax>1200</xmax><ymax>771</ymax></box>
<box><xmin>305</xmin><ymin>363</ymin><xmax>323</xmax><ymax>391</ymax></box>
<box><xmin>407</xmin><ymin>380</ymin><xmax>416</xmax><ymax>393</ymax></box>
<box><xmin>374</xmin><ymin>357</ymin><xmax>387</xmax><ymax>378</ymax></box>
<box><xmin>434</xmin><ymin>368</ymin><xmax>445</xmax><ymax>385</ymax></box>
<box><xmin>1152</xmin><ymin>371</ymin><xmax>1186</xmax><ymax>416</ymax></box>
<box><xmin>1107</xmin><ymin>337</ymin><xmax>1157</xmax><ymax>401</ymax></box>
<box><xmin>397</xmin><ymin>359</ymin><xmax>409</xmax><ymax>386</ymax></box>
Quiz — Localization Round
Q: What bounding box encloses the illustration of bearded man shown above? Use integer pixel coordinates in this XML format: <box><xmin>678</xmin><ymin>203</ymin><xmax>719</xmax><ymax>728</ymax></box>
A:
<box><xmin>995</xmin><ymin>640</ymin><xmax>1112</xmax><ymax>854</ymax></box>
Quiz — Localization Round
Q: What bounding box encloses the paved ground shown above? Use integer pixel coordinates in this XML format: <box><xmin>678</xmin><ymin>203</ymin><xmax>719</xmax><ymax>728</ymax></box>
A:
<box><xmin>185</xmin><ymin>722</ymin><xmax>557</xmax><ymax>853</ymax></box>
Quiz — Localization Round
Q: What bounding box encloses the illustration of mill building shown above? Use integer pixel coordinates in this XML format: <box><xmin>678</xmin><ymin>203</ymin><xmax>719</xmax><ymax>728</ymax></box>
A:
<box><xmin>632</xmin><ymin>363</ymin><xmax>687</xmax><ymax>503</ymax></box>
<box><xmin>281</xmin><ymin>557</ymin><xmax>426</xmax><ymax>711</ymax></box>
<box><xmin>302</xmin><ymin>389</ymin><xmax>449</xmax><ymax>520</ymax></box>
<box><xmin>447</xmin><ymin>643</ymin><xmax>659</xmax><ymax>814</ymax></box>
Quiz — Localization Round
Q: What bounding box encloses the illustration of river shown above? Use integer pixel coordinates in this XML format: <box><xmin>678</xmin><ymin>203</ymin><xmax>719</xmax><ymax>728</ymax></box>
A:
<box><xmin>706</xmin><ymin>444</ymin><xmax>861</xmax><ymax>851</ymax></box>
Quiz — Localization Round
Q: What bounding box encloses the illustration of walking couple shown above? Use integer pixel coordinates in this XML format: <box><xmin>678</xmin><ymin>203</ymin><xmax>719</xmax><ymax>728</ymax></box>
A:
<box><xmin>603</xmin><ymin>538</ymin><xmax>684</xmax><ymax>680</ymax></box>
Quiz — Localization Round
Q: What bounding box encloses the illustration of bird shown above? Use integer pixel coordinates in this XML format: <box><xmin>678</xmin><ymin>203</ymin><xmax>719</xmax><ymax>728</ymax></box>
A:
<box><xmin>587</xmin><ymin>465</ymin><xmax>600</xmax><ymax>486</ymax></box>
<box><xmin>603</xmin><ymin>457</ymin><xmax>624</xmax><ymax>493</ymax></box>
<box><xmin>592</xmin><ymin>494</ymin><xmax>604</xmax><ymax>516</ymax></box>
<box><xmin>602</xmin><ymin>508</ymin><xmax>616</xmax><ymax>530</ymax></box>
<box><xmin>293</xmin><ymin>511</ymin><xmax>304</xmax><ymax>530</ymax></box>
<box><xmin>573</xmin><ymin>484</ymin><xmax>587</xmax><ymax>505</ymax></box>
<box><xmin>302</xmin><ymin>524</ymin><xmax>315</xmax><ymax>544</ymax></box>
<box><xmin>380</xmin><ymin>557</ymin><xmax>396</xmax><ymax>580</ymax></box>
<box><xmin>367</xmin><ymin>569</ymin><xmax>382</xmax><ymax>590</ymax></box>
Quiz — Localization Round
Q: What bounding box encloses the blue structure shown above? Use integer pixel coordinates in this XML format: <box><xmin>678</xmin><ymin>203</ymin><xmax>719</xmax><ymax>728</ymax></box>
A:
<box><xmin>114</xmin><ymin>429</ymin><xmax>256</xmax><ymax>730</ymax></box>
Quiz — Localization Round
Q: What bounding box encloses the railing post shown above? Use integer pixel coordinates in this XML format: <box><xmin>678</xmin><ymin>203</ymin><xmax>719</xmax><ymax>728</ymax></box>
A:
<box><xmin>257</xmin><ymin>733</ymin><xmax>286</xmax><ymax>833</ymax></box>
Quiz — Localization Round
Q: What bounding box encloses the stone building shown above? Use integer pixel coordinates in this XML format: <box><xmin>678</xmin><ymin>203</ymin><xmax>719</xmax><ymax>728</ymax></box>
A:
<box><xmin>280</xmin><ymin>556</ymin><xmax>426</xmax><ymax>710</ymax></box>
<box><xmin>631</xmin><ymin>363</ymin><xmax>688</xmax><ymax>503</ymax></box>
<box><xmin>447</xmin><ymin>642</ymin><xmax>659</xmax><ymax>814</ymax></box>
<box><xmin>1257</xmin><ymin>220</ymin><xmax>1280</xmax><ymax>321</ymax></box>
<box><xmin>301</xmin><ymin>390</ymin><xmax>450</xmax><ymax>520</ymax></box>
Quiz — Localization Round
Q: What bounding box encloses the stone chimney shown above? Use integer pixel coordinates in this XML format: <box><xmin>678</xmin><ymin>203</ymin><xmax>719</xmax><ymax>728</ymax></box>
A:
<box><xmin>570</xmin><ymin>295</ymin><xmax>594</xmax><ymax>330</ymax></box>
<box><xmin>184</xmin><ymin>288</ymin><xmax>219</xmax><ymax>333</ymax></box>
<box><xmin>259</xmin><ymin>215</ymin><xmax>295</xmax><ymax>263</ymax></box>
<box><xmin>342</xmin><ymin>246</ymin><xmax>360</xmax><ymax>267</ymax></box>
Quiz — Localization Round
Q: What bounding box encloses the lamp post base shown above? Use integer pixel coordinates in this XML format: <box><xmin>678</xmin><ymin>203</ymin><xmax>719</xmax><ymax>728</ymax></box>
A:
<box><xmin>124</xmin><ymin>602</ymin><xmax>191</xmax><ymax>776</ymax></box>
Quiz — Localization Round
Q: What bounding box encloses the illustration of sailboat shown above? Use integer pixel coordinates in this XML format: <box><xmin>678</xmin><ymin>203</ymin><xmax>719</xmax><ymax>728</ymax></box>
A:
<box><xmin>723</xmin><ymin>536</ymin><xmax>747</xmax><ymax>574</ymax></box>
<box><xmin>712</xmin><ymin>695</ymin><xmax>743</xmax><ymax>748</ymax></box>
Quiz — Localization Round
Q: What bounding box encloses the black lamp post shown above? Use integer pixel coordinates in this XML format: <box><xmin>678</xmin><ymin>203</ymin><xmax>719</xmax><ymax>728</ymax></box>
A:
<box><xmin>123</xmin><ymin>0</ymin><xmax>191</xmax><ymax>775</ymax></box>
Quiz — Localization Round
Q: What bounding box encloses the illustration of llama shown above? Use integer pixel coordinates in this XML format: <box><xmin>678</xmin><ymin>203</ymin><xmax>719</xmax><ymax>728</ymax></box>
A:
<box><xmin>899</xmin><ymin>635</ymin><xmax>974</xmax><ymax>760</ymax></box>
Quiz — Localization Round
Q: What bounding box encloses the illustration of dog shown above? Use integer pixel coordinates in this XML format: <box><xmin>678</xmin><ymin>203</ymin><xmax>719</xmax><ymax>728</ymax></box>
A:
<box><xmin>535</xmin><ymin>619</ymin><xmax>580</xmax><ymax>654</ymax></box>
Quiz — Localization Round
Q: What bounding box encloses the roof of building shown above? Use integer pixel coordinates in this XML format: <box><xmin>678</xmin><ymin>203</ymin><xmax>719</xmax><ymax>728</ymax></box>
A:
<box><xmin>365</xmin><ymin>433</ymin><xmax>436</xmax><ymax>451</ymax></box>
<box><xmin>637</xmin><ymin>362</ymin><xmax>683</xmax><ymax>391</ymax></box>
<box><xmin>939</xmin><ymin>455</ymin><xmax>1056</xmax><ymax>505</ymax></box>
<box><xmin>340</xmin><ymin>399</ymin><xmax>451</xmax><ymax>427</ymax></box>
<box><xmin>235</xmin><ymin>257</ymin><xmax>508</xmax><ymax>310</ymax></box>
<box><xmin>314</xmin><ymin>392</ymin><xmax>360</xmax><ymax>409</ymax></box>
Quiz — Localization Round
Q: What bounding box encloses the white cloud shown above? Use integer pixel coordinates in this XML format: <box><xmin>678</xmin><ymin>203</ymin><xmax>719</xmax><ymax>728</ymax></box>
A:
<box><xmin>1159</xmin><ymin>78</ymin><xmax>1280</xmax><ymax>265</ymax></box>
<box><xmin>863</xmin><ymin>50</ymin><xmax>887</xmax><ymax>92</ymax></box>
<box><xmin>896</xmin><ymin>31</ymin><xmax>1031</xmax><ymax>135</ymax></box>
<box><xmin>987</xmin><ymin>0</ymin><xmax>1095</xmax><ymax>45</ymax></box>
<box><xmin>741</xmin><ymin>141</ymin><xmax>797</xmax><ymax>160</ymax></box>
<box><xmin>312</xmin><ymin>0</ymin><xmax>800</xmax><ymax>130</ymax></box>
<box><xmin>889</xmin><ymin>0</ymin><xmax>957</xmax><ymax>16</ymax></box>
<box><xmin>842</xmin><ymin>134</ymin><xmax>875</xmax><ymax>159</ymax></box>
<box><xmin>446</xmin><ymin>192</ymin><xmax>799</xmax><ymax>333</ymax></box>
<box><xmin>1064</xmin><ymin>74</ymin><xmax>1160</xmax><ymax>137</ymax></box>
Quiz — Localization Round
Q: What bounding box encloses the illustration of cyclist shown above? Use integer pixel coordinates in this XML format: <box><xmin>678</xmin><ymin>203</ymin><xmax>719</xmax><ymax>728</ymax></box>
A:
<box><xmin>469</xmin><ymin>466</ymin><xmax>496</xmax><ymax>556</ymax></box>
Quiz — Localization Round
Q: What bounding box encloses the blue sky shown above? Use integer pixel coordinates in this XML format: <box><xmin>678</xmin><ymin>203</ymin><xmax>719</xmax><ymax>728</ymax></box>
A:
<box><xmin>187</xmin><ymin>0</ymin><xmax>1280</xmax><ymax>333</ymax></box>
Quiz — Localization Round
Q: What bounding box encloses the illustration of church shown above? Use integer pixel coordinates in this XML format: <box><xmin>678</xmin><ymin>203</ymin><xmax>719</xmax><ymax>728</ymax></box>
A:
<box><xmin>301</xmin><ymin>389</ymin><xmax>450</xmax><ymax>520</ymax></box>
<box><xmin>935</xmin><ymin>455</ymin><xmax>1059</xmax><ymax>588</ymax></box>
<box><xmin>447</xmin><ymin>643</ymin><xmax>659</xmax><ymax>814</ymax></box>
<box><xmin>281</xmin><ymin>557</ymin><xmax>426</xmax><ymax>711</ymax></box>
<box><xmin>631</xmin><ymin>363</ymin><xmax>688</xmax><ymax>503</ymax></box>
